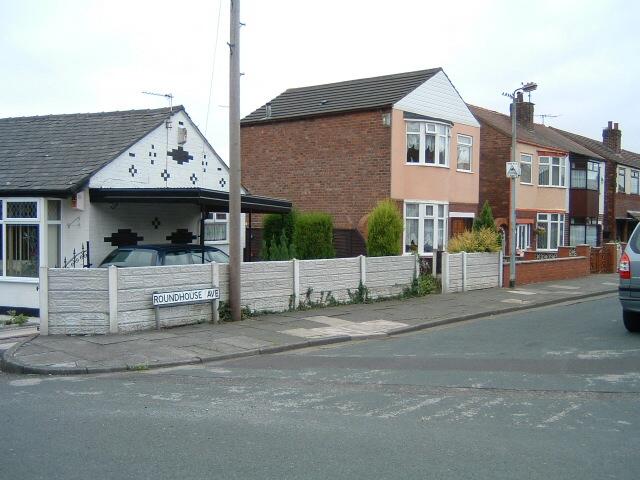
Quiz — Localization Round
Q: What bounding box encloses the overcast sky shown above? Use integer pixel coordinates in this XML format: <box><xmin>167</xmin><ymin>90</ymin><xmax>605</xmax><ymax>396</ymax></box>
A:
<box><xmin>1</xmin><ymin>0</ymin><xmax>638</xmax><ymax>161</ymax></box>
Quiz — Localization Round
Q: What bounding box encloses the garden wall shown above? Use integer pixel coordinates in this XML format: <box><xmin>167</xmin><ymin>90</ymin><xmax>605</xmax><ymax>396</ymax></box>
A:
<box><xmin>41</xmin><ymin>255</ymin><xmax>417</xmax><ymax>335</ymax></box>
<box><xmin>441</xmin><ymin>252</ymin><xmax>503</xmax><ymax>294</ymax></box>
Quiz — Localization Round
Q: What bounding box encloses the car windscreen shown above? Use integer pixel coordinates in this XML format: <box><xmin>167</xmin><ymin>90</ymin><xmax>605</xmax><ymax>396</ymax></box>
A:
<box><xmin>205</xmin><ymin>250</ymin><xmax>230</xmax><ymax>263</ymax></box>
<box><xmin>163</xmin><ymin>250</ymin><xmax>193</xmax><ymax>266</ymax></box>
<box><xmin>100</xmin><ymin>249</ymin><xmax>157</xmax><ymax>267</ymax></box>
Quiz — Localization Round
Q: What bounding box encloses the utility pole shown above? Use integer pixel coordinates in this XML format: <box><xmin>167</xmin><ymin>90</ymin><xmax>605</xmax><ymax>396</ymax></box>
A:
<box><xmin>229</xmin><ymin>0</ymin><xmax>242</xmax><ymax>321</ymax></box>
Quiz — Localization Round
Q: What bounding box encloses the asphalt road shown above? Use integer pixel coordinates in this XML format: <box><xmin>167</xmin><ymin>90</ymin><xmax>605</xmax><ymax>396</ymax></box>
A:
<box><xmin>1</xmin><ymin>294</ymin><xmax>639</xmax><ymax>480</ymax></box>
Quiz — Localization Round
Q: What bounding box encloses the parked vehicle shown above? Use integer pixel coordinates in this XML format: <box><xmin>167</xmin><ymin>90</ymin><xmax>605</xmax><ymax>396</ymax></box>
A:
<box><xmin>99</xmin><ymin>244</ymin><xmax>229</xmax><ymax>268</ymax></box>
<box><xmin>619</xmin><ymin>227</ymin><xmax>640</xmax><ymax>332</ymax></box>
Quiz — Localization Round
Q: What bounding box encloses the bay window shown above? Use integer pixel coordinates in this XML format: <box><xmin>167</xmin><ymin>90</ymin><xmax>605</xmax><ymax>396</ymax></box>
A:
<box><xmin>539</xmin><ymin>156</ymin><xmax>566</xmax><ymax>187</ymax></box>
<box><xmin>570</xmin><ymin>219</ymin><xmax>599</xmax><ymax>247</ymax></box>
<box><xmin>571</xmin><ymin>160</ymin><xmax>600</xmax><ymax>190</ymax></box>
<box><xmin>405</xmin><ymin>121</ymin><xmax>451</xmax><ymax>167</ymax></box>
<box><xmin>632</xmin><ymin>170</ymin><xmax>639</xmax><ymax>195</ymax></box>
<box><xmin>404</xmin><ymin>202</ymin><xmax>448</xmax><ymax>254</ymax></box>
<box><xmin>516</xmin><ymin>224</ymin><xmax>531</xmax><ymax>251</ymax></box>
<box><xmin>536</xmin><ymin>213</ymin><xmax>565</xmax><ymax>250</ymax></box>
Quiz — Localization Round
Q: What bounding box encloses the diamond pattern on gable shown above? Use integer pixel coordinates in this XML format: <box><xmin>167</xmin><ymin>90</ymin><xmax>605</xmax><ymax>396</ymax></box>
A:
<box><xmin>190</xmin><ymin>173</ymin><xmax>198</xmax><ymax>185</ymax></box>
<box><xmin>219</xmin><ymin>178</ymin><xmax>227</xmax><ymax>188</ymax></box>
<box><xmin>151</xmin><ymin>217</ymin><xmax>161</xmax><ymax>229</ymax></box>
<box><xmin>167</xmin><ymin>146</ymin><xmax>193</xmax><ymax>165</ymax></box>
<box><xmin>128</xmin><ymin>164</ymin><xmax>138</xmax><ymax>177</ymax></box>
<box><xmin>161</xmin><ymin>169</ymin><xmax>170</xmax><ymax>181</ymax></box>
<box><xmin>104</xmin><ymin>229</ymin><xmax>143</xmax><ymax>247</ymax></box>
<box><xmin>166</xmin><ymin>229</ymin><xmax>196</xmax><ymax>244</ymax></box>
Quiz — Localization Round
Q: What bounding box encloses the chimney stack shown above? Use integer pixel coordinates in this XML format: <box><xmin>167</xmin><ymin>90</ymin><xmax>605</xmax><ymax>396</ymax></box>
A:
<box><xmin>510</xmin><ymin>91</ymin><xmax>535</xmax><ymax>131</ymax></box>
<box><xmin>602</xmin><ymin>121</ymin><xmax>622</xmax><ymax>153</ymax></box>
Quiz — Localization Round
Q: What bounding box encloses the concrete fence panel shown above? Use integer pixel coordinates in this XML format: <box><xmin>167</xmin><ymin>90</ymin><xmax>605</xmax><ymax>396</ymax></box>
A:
<box><xmin>442</xmin><ymin>252</ymin><xmax>501</xmax><ymax>294</ymax></box>
<box><xmin>299</xmin><ymin>257</ymin><xmax>361</xmax><ymax>304</ymax></box>
<box><xmin>241</xmin><ymin>261</ymin><xmax>294</xmax><ymax>312</ymax></box>
<box><xmin>366</xmin><ymin>255</ymin><xmax>416</xmax><ymax>298</ymax></box>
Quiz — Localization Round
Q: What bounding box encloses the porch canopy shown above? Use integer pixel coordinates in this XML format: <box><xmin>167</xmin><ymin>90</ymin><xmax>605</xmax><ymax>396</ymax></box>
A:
<box><xmin>89</xmin><ymin>187</ymin><xmax>291</xmax><ymax>214</ymax></box>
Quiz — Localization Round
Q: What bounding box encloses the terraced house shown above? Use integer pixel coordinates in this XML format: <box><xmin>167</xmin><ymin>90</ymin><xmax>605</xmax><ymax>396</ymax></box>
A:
<box><xmin>552</xmin><ymin>122</ymin><xmax>640</xmax><ymax>242</ymax></box>
<box><xmin>241</xmin><ymin>68</ymin><xmax>481</xmax><ymax>258</ymax></box>
<box><xmin>469</xmin><ymin>95</ymin><xmax>605</xmax><ymax>254</ymax></box>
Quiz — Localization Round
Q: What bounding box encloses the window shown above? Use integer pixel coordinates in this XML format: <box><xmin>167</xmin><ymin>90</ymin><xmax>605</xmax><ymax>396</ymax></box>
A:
<box><xmin>618</xmin><ymin>167</ymin><xmax>626</xmax><ymax>193</ymax></box>
<box><xmin>404</xmin><ymin>202</ymin><xmax>448</xmax><ymax>254</ymax></box>
<box><xmin>571</xmin><ymin>161</ymin><xmax>600</xmax><ymax>190</ymax></box>
<box><xmin>2</xmin><ymin>200</ymin><xmax>40</xmax><ymax>278</ymax></box>
<box><xmin>47</xmin><ymin>200</ymin><xmax>62</xmax><ymax>268</ymax></box>
<box><xmin>539</xmin><ymin>156</ymin><xmax>566</xmax><ymax>187</ymax></box>
<box><xmin>204</xmin><ymin>212</ymin><xmax>228</xmax><ymax>242</ymax></box>
<box><xmin>570</xmin><ymin>220</ymin><xmax>598</xmax><ymax>247</ymax></box>
<box><xmin>536</xmin><ymin>213</ymin><xmax>565</xmax><ymax>250</ymax></box>
<box><xmin>587</xmin><ymin>161</ymin><xmax>600</xmax><ymax>190</ymax></box>
<box><xmin>456</xmin><ymin>135</ymin><xmax>472</xmax><ymax>171</ymax></box>
<box><xmin>405</xmin><ymin>121</ymin><xmax>451</xmax><ymax>167</ymax></box>
<box><xmin>516</xmin><ymin>224</ymin><xmax>530</xmax><ymax>251</ymax></box>
<box><xmin>520</xmin><ymin>154</ymin><xmax>532</xmax><ymax>184</ymax></box>
<box><xmin>632</xmin><ymin>170</ymin><xmax>640</xmax><ymax>195</ymax></box>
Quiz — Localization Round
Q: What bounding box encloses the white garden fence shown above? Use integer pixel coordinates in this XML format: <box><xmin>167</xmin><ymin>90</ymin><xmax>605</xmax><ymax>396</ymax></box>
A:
<box><xmin>440</xmin><ymin>252</ymin><xmax>503</xmax><ymax>294</ymax></box>
<box><xmin>39</xmin><ymin>255</ymin><xmax>417</xmax><ymax>335</ymax></box>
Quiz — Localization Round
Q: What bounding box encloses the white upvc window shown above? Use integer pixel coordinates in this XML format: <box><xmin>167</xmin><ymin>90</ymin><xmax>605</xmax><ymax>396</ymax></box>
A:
<box><xmin>46</xmin><ymin>200</ymin><xmax>62</xmax><ymax>268</ymax></box>
<box><xmin>0</xmin><ymin>199</ymin><xmax>40</xmax><ymax>278</ymax></box>
<box><xmin>631</xmin><ymin>170</ymin><xmax>639</xmax><ymax>195</ymax></box>
<box><xmin>538</xmin><ymin>156</ymin><xmax>567</xmax><ymax>187</ymax></box>
<box><xmin>456</xmin><ymin>134</ymin><xmax>472</xmax><ymax>171</ymax></box>
<box><xmin>520</xmin><ymin>154</ymin><xmax>533</xmax><ymax>184</ymax></box>
<box><xmin>204</xmin><ymin>212</ymin><xmax>228</xmax><ymax>242</ymax></box>
<box><xmin>536</xmin><ymin>213</ymin><xmax>565</xmax><ymax>251</ymax></box>
<box><xmin>618</xmin><ymin>167</ymin><xmax>626</xmax><ymax>193</ymax></box>
<box><xmin>516</xmin><ymin>224</ymin><xmax>531</xmax><ymax>251</ymax></box>
<box><xmin>405</xmin><ymin>121</ymin><xmax>451</xmax><ymax>167</ymax></box>
<box><xmin>404</xmin><ymin>202</ymin><xmax>448</xmax><ymax>254</ymax></box>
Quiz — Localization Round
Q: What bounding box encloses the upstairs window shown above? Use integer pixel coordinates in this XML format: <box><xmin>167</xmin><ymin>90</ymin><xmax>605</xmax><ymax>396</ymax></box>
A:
<box><xmin>572</xmin><ymin>160</ymin><xmax>600</xmax><ymax>190</ymax></box>
<box><xmin>405</xmin><ymin>121</ymin><xmax>450</xmax><ymax>167</ymax></box>
<box><xmin>632</xmin><ymin>170</ymin><xmax>640</xmax><ymax>195</ymax></box>
<box><xmin>618</xmin><ymin>167</ymin><xmax>626</xmax><ymax>193</ymax></box>
<box><xmin>520</xmin><ymin>154</ymin><xmax>532</xmax><ymax>184</ymax></box>
<box><xmin>456</xmin><ymin>135</ymin><xmax>472</xmax><ymax>171</ymax></box>
<box><xmin>539</xmin><ymin>156</ymin><xmax>566</xmax><ymax>187</ymax></box>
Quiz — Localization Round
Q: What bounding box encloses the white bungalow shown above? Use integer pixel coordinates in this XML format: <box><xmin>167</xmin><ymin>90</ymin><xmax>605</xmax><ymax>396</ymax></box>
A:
<box><xmin>0</xmin><ymin>106</ymin><xmax>290</xmax><ymax>314</ymax></box>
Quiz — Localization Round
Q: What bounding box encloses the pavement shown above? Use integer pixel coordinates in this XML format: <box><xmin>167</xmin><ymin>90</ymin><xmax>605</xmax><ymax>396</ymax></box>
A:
<box><xmin>1</xmin><ymin>274</ymin><xmax>620</xmax><ymax>375</ymax></box>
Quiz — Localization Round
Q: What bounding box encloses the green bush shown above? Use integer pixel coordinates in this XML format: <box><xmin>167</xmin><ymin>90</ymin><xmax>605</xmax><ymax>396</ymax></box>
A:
<box><xmin>292</xmin><ymin>212</ymin><xmax>335</xmax><ymax>259</ymax></box>
<box><xmin>447</xmin><ymin>228</ymin><xmax>501</xmax><ymax>253</ymax></box>
<box><xmin>366</xmin><ymin>199</ymin><xmax>403</xmax><ymax>257</ymax></box>
<box><xmin>403</xmin><ymin>274</ymin><xmax>439</xmax><ymax>297</ymax></box>
<box><xmin>267</xmin><ymin>231</ymin><xmax>296</xmax><ymax>261</ymax></box>
<box><xmin>473</xmin><ymin>201</ymin><xmax>498</xmax><ymax>232</ymax></box>
<box><xmin>262</xmin><ymin>210</ymin><xmax>297</xmax><ymax>258</ymax></box>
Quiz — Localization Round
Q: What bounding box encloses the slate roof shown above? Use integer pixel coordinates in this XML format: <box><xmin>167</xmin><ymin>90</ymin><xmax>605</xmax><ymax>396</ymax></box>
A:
<box><xmin>468</xmin><ymin>105</ymin><xmax>602</xmax><ymax>160</ymax></box>
<box><xmin>241</xmin><ymin>68</ymin><xmax>442</xmax><ymax>125</ymax></box>
<box><xmin>550</xmin><ymin>127</ymin><xmax>640</xmax><ymax>170</ymax></box>
<box><xmin>0</xmin><ymin>106</ymin><xmax>179</xmax><ymax>195</ymax></box>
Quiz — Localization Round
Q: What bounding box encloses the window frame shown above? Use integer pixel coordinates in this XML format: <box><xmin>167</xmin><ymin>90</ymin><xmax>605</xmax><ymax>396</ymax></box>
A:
<box><xmin>538</xmin><ymin>156</ymin><xmax>567</xmax><ymax>187</ymax></box>
<box><xmin>405</xmin><ymin>121</ymin><xmax>451</xmax><ymax>168</ymax></box>
<box><xmin>403</xmin><ymin>201</ymin><xmax>448</xmax><ymax>255</ymax></box>
<box><xmin>516</xmin><ymin>223</ymin><xmax>531</xmax><ymax>251</ymax></box>
<box><xmin>1</xmin><ymin>198</ymin><xmax>42</xmax><ymax>280</ymax></box>
<box><xmin>631</xmin><ymin>170</ymin><xmax>640</xmax><ymax>195</ymax></box>
<box><xmin>456</xmin><ymin>134</ymin><xmax>473</xmax><ymax>172</ymax></box>
<box><xmin>618</xmin><ymin>167</ymin><xmax>626</xmax><ymax>193</ymax></box>
<box><xmin>536</xmin><ymin>212</ymin><xmax>565</xmax><ymax>251</ymax></box>
<box><xmin>520</xmin><ymin>154</ymin><xmax>533</xmax><ymax>185</ymax></box>
<box><xmin>204</xmin><ymin>212</ymin><xmax>229</xmax><ymax>243</ymax></box>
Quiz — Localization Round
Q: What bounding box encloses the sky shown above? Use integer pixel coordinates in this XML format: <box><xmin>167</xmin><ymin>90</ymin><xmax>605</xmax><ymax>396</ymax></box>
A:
<box><xmin>1</xmin><ymin>0</ymin><xmax>638</xmax><ymax>162</ymax></box>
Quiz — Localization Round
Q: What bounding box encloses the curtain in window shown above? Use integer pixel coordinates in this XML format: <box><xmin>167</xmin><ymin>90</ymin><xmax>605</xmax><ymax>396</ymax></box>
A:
<box><xmin>405</xmin><ymin>218</ymin><xmax>418</xmax><ymax>253</ymax></box>
<box><xmin>423</xmin><ymin>219</ymin><xmax>434</xmax><ymax>252</ymax></box>
<box><xmin>205</xmin><ymin>223</ymin><xmax>227</xmax><ymax>241</ymax></box>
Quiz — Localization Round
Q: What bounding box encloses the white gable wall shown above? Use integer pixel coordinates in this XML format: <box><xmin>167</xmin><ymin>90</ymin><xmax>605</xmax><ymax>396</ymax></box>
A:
<box><xmin>394</xmin><ymin>71</ymin><xmax>480</xmax><ymax>127</ymax></box>
<box><xmin>89</xmin><ymin>110</ymin><xmax>230</xmax><ymax>191</ymax></box>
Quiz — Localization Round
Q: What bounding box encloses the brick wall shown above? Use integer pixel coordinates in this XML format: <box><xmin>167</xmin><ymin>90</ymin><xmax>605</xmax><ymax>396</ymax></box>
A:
<box><xmin>241</xmin><ymin>109</ymin><xmax>392</xmax><ymax>230</ymax></box>
<box><xmin>477</xmin><ymin>122</ymin><xmax>511</xmax><ymax>220</ymax></box>
<box><xmin>604</xmin><ymin>160</ymin><xmax>617</xmax><ymax>240</ymax></box>
<box><xmin>502</xmin><ymin>256</ymin><xmax>590</xmax><ymax>287</ymax></box>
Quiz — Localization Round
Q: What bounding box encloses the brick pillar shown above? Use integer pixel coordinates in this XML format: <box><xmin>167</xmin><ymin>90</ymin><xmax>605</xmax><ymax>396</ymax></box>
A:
<box><xmin>575</xmin><ymin>244</ymin><xmax>591</xmax><ymax>258</ymax></box>
<box><xmin>557</xmin><ymin>246</ymin><xmax>571</xmax><ymax>258</ymax></box>
<box><xmin>523</xmin><ymin>249</ymin><xmax>537</xmax><ymax>261</ymax></box>
<box><xmin>603</xmin><ymin>242</ymin><xmax>619</xmax><ymax>273</ymax></box>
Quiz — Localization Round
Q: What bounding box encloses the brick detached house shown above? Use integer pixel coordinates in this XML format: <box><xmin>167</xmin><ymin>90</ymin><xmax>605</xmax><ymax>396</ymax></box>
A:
<box><xmin>241</xmin><ymin>68</ymin><xmax>481</xmax><ymax>258</ymax></box>
<box><xmin>552</xmin><ymin>122</ymin><xmax>640</xmax><ymax>242</ymax></box>
<box><xmin>469</xmin><ymin>95</ymin><xmax>605</xmax><ymax>254</ymax></box>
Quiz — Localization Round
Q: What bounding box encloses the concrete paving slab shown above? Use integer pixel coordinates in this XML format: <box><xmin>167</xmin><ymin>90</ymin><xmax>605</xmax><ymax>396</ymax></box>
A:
<box><xmin>215</xmin><ymin>336</ymin><xmax>273</xmax><ymax>350</ymax></box>
<box><xmin>16</xmin><ymin>351</ymin><xmax>83</xmax><ymax>366</ymax></box>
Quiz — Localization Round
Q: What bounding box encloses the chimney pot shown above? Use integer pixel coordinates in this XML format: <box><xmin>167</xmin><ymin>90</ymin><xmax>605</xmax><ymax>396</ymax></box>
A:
<box><xmin>608</xmin><ymin>121</ymin><xmax>613</xmax><ymax>129</ymax></box>
<box><xmin>614</xmin><ymin>122</ymin><xmax>619</xmax><ymax>130</ymax></box>
<box><xmin>603</xmin><ymin>121</ymin><xmax>622</xmax><ymax>153</ymax></box>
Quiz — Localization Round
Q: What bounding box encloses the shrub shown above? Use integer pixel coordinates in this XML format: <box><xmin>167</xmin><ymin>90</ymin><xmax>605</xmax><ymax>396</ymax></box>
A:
<box><xmin>403</xmin><ymin>274</ymin><xmax>439</xmax><ymax>297</ymax></box>
<box><xmin>292</xmin><ymin>212</ymin><xmax>335</xmax><ymax>259</ymax></box>
<box><xmin>262</xmin><ymin>210</ymin><xmax>297</xmax><ymax>257</ymax></box>
<box><xmin>366</xmin><ymin>199</ymin><xmax>403</xmax><ymax>257</ymax></box>
<box><xmin>473</xmin><ymin>201</ymin><xmax>498</xmax><ymax>232</ymax></box>
<box><xmin>266</xmin><ymin>231</ymin><xmax>296</xmax><ymax>261</ymax></box>
<box><xmin>447</xmin><ymin>228</ymin><xmax>501</xmax><ymax>253</ymax></box>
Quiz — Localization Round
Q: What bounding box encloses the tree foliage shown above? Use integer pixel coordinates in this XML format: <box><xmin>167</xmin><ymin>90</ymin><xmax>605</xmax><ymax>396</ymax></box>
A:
<box><xmin>366</xmin><ymin>199</ymin><xmax>403</xmax><ymax>257</ymax></box>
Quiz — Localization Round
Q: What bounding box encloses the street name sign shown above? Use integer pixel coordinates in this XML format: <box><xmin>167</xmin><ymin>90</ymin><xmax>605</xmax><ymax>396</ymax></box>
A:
<box><xmin>506</xmin><ymin>162</ymin><xmax>521</xmax><ymax>178</ymax></box>
<box><xmin>152</xmin><ymin>288</ymin><xmax>220</xmax><ymax>307</ymax></box>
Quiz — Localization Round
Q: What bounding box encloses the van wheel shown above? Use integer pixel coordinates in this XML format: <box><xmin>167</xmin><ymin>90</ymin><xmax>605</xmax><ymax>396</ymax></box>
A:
<box><xmin>623</xmin><ymin>310</ymin><xmax>640</xmax><ymax>333</ymax></box>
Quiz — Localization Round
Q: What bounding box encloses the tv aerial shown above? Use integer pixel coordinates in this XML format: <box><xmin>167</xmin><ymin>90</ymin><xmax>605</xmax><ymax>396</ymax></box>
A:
<box><xmin>535</xmin><ymin>113</ymin><xmax>560</xmax><ymax>125</ymax></box>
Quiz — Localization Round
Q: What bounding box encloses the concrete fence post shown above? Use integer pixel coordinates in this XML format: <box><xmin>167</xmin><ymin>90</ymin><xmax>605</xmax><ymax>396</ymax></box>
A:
<box><xmin>359</xmin><ymin>255</ymin><xmax>367</xmax><ymax>285</ymax></box>
<box><xmin>462</xmin><ymin>252</ymin><xmax>468</xmax><ymax>292</ymax></box>
<box><xmin>498</xmin><ymin>250</ymin><xmax>504</xmax><ymax>288</ymax></box>
<box><xmin>38</xmin><ymin>266</ymin><xmax>49</xmax><ymax>336</ymax></box>
<box><xmin>441</xmin><ymin>253</ymin><xmax>449</xmax><ymax>294</ymax></box>
<box><xmin>108</xmin><ymin>265</ymin><xmax>118</xmax><ymax>334</ymax></box>
<box><xmin>211</xmin><ymin>262</ymin><xmax>220</xmax><ymax>324</ymax></box>
<box><xmin>293</xmin><ymin>259</ymin><xmax>300</xmax><ymax>308</ymax></box>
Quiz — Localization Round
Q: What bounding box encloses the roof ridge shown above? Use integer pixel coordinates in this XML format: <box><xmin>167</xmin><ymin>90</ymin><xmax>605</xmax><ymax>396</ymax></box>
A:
<box><xmin>282</xmin><ymin>68</ymin><xmax>442</xmax><ymax>94</ymax></box>
<box><xmin>0</xmin><ymin>105</ymin><xmax>183</xmax><ymax>122</ymax></box>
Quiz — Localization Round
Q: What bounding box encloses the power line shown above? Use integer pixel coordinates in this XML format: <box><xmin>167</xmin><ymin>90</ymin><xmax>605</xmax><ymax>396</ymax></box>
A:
<box><xmin>204</xmin><ymin>0</ymin><xmax>223</xmax><ymax>137</ymax></box>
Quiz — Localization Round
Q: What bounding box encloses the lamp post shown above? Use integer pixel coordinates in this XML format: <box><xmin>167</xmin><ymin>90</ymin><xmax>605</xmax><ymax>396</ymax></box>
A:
<box><xmin>502</xmin><ymin>82</ymin><xmax>537</xmax><ymax>288</ymax></box>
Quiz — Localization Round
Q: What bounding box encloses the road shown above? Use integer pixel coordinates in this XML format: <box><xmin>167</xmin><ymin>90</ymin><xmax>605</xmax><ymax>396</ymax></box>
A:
<box><xmin>1</xmin><ymin>294</ymin><xmax>639</xmax><ymax>479</ymax></box>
